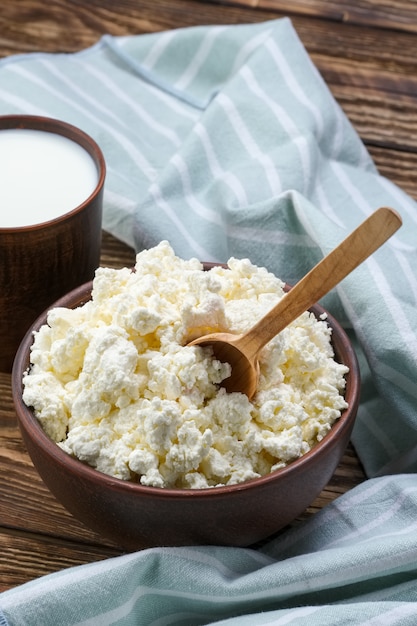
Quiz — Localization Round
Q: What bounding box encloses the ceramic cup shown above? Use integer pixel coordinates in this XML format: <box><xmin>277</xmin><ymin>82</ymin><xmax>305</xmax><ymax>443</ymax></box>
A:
<box><xmin>0</xmin><ymin>115</ymin><xmax>106</xmax><ymax>372</ymax></box>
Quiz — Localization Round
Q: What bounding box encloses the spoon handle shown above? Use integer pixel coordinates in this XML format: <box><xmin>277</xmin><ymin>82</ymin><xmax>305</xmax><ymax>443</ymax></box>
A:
<box><xmin>243</xmin><ymin>207</ymin><xmax>402</xmax><ymax>354</ymax></box>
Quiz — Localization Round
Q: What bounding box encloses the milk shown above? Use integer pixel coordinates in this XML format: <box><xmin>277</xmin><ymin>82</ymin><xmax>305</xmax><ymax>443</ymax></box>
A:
<box><xmin>0</xmin><ymin>128</ymin><xmax>99</xmax><ymax>227</ymax></box>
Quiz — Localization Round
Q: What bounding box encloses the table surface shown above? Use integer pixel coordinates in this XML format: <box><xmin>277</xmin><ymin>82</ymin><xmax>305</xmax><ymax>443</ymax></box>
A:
<box><xmin>1</xmin><ymin>0</ymin><xmax>415</xmax><ymax>592</ymax></box>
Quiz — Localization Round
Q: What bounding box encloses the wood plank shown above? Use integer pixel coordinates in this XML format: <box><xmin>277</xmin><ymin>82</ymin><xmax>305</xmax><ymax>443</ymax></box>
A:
<box><xmin>329</xmin><ymin>84</ymin><xmax>417</xmax><ymax>153</ymax></box>
<box><xmin>304</xmin><ymin>29</ymin><xmax>417</xmax><ymax>85</ymax></box>
<box><xmin>213</xmin><ymin>0</ymin><xmax>417</xmax><ymax>33</ymax></box>
<box><xmin>0</xmin><ymin>0</ymin><xmax>260</xmax><ymax>57</ymax></box>
<box><xmin>368</xmin><ymin>145</ymin><xmax>417</xmax><ymax>201</ymax></box>
<box><xmin>1</xmin><ymin>0</ymin><xmax>416</xmax><ymax>62</ymax></box>
<box><xmin>0</xmin><ymin>530</ymin><xmax>123</xmax><ymax>592</ymax></box>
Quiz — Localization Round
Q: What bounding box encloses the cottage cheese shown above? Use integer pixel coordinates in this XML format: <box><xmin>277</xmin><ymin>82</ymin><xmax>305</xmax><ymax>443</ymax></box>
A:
<box><xmin>23</xmin><ymin>241</ymin><xmax>349</xmax><ymax>488</ymax></box>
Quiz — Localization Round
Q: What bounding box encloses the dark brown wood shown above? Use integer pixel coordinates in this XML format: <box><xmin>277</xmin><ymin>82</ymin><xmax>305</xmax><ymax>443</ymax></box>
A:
<box><xmin>212</xmin><ymin>0</ymin><xmax>417</xmax><ymax>33</ymax></box>
<box><xmin>0</xmin><ymin>0</ymin><xmax>411</xmax><ymax>591</ymax></box>
<box><xmin>0</xmin><ymin>530</ymin><xmax>122</xmax><ymax>592</ymax></box>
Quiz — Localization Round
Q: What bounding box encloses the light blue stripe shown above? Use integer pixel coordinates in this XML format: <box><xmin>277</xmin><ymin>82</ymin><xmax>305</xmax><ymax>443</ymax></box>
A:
<box><xmin>102</xmin><ymin>35</ymin><xmax>208</xmax><ymax>109</ymax></box>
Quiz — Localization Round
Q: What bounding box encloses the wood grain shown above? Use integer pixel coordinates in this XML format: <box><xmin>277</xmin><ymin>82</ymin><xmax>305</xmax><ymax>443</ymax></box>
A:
<box><xmin>214</xmin><ymin>0</ymin><xmax>417</xmax><ymax>33</ymax></box>
<box><xmin>0</xmin><ymin>0</ymin><xmax>410</xmax><ymax>592</ymax></box>
<box><xmin>0</xmin><ymin>233</ymin><xmax>366</xmax><ymax>588</ymax></box>
<box><xmin>0</xmin><ymin>530</ymin><xmax>122</xmax><ymax>592</ymax></box>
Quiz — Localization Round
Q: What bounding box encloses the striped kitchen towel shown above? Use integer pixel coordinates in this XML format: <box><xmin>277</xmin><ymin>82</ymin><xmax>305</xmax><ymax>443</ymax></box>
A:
<box><xmin>1</xmin><ymin>18</ymin><xmax>415</xmax><ymax>477</ymax></box>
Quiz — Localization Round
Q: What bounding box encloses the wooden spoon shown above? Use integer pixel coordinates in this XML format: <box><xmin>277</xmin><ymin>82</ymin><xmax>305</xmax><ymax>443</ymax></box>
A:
<box><xmin>188</xmin><ymin>207</ymin><xmax>402</xmax><ymax>398</ymax></box>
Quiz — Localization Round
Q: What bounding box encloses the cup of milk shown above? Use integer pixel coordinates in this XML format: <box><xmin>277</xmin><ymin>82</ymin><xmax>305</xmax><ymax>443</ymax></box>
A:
<box><xmin>0</xmin><ymin>115</ymin><xmax>106</xmax><ymax>372</ymax></box>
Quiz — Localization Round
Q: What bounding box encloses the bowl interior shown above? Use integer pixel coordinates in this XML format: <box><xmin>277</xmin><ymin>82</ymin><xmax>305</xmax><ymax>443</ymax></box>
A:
<box><xmin>12</xmin><ymin>277</ymin><xmax>360</xmax><ymax>495</ymax></box>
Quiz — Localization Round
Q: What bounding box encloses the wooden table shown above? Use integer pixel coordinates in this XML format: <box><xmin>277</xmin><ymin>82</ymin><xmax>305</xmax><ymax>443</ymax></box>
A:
<box><xmin>1</xmin><ymin>0</ymin><xmax>415</xmax><ymax>592</ymax></box>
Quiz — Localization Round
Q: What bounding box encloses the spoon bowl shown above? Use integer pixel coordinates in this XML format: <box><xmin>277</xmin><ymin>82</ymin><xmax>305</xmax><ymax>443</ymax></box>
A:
<box><xmin>189</xmin><ymin>207</ymin><xmax>402</xmax><ymax>398</ymax></box>
<box><xmin>191</xmin><ymin>332</ymin><xmax>261</xmax><ymax>397</ymax></box>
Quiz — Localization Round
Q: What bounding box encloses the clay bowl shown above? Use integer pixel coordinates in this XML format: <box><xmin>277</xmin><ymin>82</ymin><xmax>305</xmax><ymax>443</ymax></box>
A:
<box><xmin>12</xmin><ymin>273</ymin><xmax>360</xmax><ymax>550</ymax></box>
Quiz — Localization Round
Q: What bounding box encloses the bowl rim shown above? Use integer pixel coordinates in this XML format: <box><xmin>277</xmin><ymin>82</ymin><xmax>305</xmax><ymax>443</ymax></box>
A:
<box><xmin>12</xmin><ymin>274</ymin><xmax>360</xmax><ymax>501</ymax></box>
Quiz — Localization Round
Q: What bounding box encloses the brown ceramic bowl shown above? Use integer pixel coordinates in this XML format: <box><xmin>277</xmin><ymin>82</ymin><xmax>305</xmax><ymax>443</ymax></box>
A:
<box><xmin>12</xmin><ymin>274</ymin><xmax>360</xmax><ymax>549</ymax></box>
